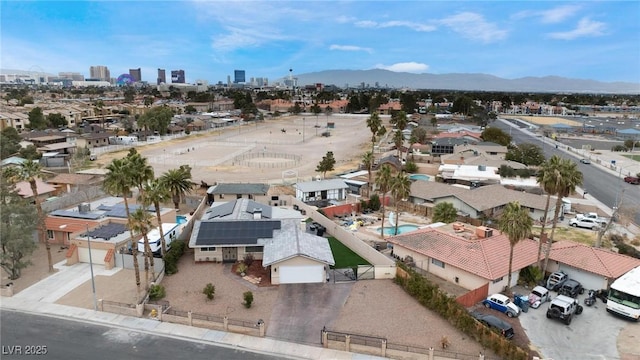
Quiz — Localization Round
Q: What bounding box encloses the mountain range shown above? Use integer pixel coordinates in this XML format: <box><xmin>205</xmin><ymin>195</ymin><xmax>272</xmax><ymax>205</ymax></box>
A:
<box><xmin>292</xmin><ymin>69</ymin><xmax>640</xmax><ymax>94</ymax></box>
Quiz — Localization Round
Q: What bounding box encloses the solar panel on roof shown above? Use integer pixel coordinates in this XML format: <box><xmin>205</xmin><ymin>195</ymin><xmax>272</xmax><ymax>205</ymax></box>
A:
<box><xmin>49</xmin><ymin>210</ymin><xmax>102</xmax><ymax>220</ymax></box>
<box><xmin>196</xmin><ymin>220</ymin><xmax>280</xmax><ymax>246</ymax></box>
<box><xmin>87</xmin><ymin>223</ymin><xmax>127</xmax><ymax>240</ymax></box>
<box><xmin>206</xmin><ymin>202</ymin><xmax>235</xmax><ymax>219</ymax></box>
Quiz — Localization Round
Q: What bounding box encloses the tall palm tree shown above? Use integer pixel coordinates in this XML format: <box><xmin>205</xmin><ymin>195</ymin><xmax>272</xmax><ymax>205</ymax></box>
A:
<box><xmin>161</xmin><ymin>165</ymin><xmax>193</xmax><ymax>210</ymax></box>
<box><xmin>375</xmin><ymin>164</ymin><xmax>393</xmax><ymax>238</ymax></box>
<box><xmin>535</xmin><ymin>156</ymin><xmax>562</xmax><ymax>269</ymax></box>
<box><xmin>15</xmin><ymin>160</ymin><xmax>53</xmax><ymax>273</ymax></box>
<box><xmin>139</xmin><ymin>179</ymin><xmax>171</xmax><ymax>256</ymax></box>
<box><xmin>391</xmin><ymin>171</ymin><xmax>411</xmax><ymax>236</ymax></box>
<box><xmin>130</xmin><ymin>208</ymin><xmax>155</xmax><ymax>289</ymax></box>
<box><xmin>366</xmin><ymin>112</ymin><xmax>386</xmax><ymax>155</ymax></box>
<box><xmin>362</xmin><ymin>151</ymin><xmax>374</xmax><ymax>197</ymax></box>
<box><xmin>103</xmin><ymin>158</ymin><xmax>141</xmax><ymax>298</ymax></box>
<box><xmin>498</xmin><ymin>201</ymin><xmax>533</xmax><ymax>291</ymax></box>
<box><xmin>126</xmin><ymin>150</ymin><xmax>154</xmax><ymax>194</ymax></box>
<box><xmin>393</xmin><ymin>130</ymin><xmax>404</xmax><ymax>158</ymax></box>
<box><xmin>542</xmin><ymin>158</ymin><xmax>583</xmax><ymax>274</ymax></box>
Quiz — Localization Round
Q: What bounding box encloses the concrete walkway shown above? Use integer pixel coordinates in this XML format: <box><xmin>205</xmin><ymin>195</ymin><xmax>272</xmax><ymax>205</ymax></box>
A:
<box><xmin>1</xmin><ymin>263</ymin><xmax>385</xmax><ymax>360</ymax></box>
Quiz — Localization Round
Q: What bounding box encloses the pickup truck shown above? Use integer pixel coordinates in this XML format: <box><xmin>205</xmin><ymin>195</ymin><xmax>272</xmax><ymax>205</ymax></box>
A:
<box><xmin>575</xmin><ymin>213</ymin><xmax>608</xmax><ymax>226</ymax></box>
<box><xmin>624</xmin><ymin>176</ymin><xmax>640</xmax><ymax>185</ymax></box>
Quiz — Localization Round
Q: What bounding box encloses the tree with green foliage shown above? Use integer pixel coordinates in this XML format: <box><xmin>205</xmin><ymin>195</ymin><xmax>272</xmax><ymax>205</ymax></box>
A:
<box><xmin>375</xmin><ymin>165</ymin><xmax>393</xmax><ymax>238</ymax></box>
<box><xmin>203</xmin><ymin>283</ymin><xmax>215</xmax><ymax>300</ymax></box>
<box><xmin>362</xmin><ymin>151</ymin><xmax>374</xmax><ymax>197</ymax></box>
<box><xmin>315</xmin><ymin>151</ymin><xmax>336</xmax><ymax>178</ymax></box>
<box><xmin>451</xmin><ymin>95</ymin><xmax>474</xmax><ymax>116</ymax></box>
<box><xmin>390</xmin><ymin>110</ymin><xmax>408</xmax><ymax>132</ymax></box>
<box><xmin>27</xmin><ymin>107</ymin><xmax>47</xmax><ymax>130</ymax></box>
<box><xmin>0</xmin><ymin>170</ymin><xmax>38</xmax><ymax>280</ymax></box>
<box><xmin>366</xmin><ymin>112</ymin><xmax>386</xmax><ymax>155</ymax></box>
<box><xmin>480</xmin><ymin>127</ymin><xmax>512</xmax><ymax>146</ymax></box>
<box><xmin>18</xmin><ymin>145</ymin><xmax>41</xmax><ymax>160</ymax></box>
<box><xmin>47</xmin><ymin>113</ymin><xmax>68</xmax><ymax>128</ymax></box>
<box><xmin>505</xmin><ymin>143</ymin><xmax>545</xmax><ymax>166</ymax></box>
<box><xmin>243</xmin><ymin>291</ymin><xmax>254</xmax><ymax>308</ymax></box>
<box><xmin>391</xmin><ymin>171</ymin><xmax>411</xmax><ymax>236</ymax></box>
<box><xmin>139</xmin><ymin>179</ymin><xmax>171</xmax><ymax>256</ymax></box>
<box><xmin>393</xmin><ymin>130</ymin><xmax>404</xmax><ymax>158</ymax></box>
<box><xmin>498</xmin><ymin>201</ymin><xmax>533</xmax><ymax>290</ymax></box>
<box><xmin>161</xmin><ymin>165</ymin><xmax>193</xmax><ymax>210</ymax></box>
<box><xmin>1</xmin><ymin>128</ymin><xmax>22</xmax><ymax>159</ymax></box>
<box><xmin>137</xmin><ymin>106</ymin><xmax>174</xmax><ymax>135</ymax></box>
<box><xmin>130</xmin><ymin>208</ymin><xmax>155</xmax><ymax>289</ymax></box>
<box><xmin>433</xmin><ymin>202</ymin><xmax>457</xmax><ymax>223</ymax></box>
<box><xmin>184</xmin><ymin>105</ymin><xmax>197</xmax><ymax>114</ymax></box>
<box><xmin>289</xmin><ymin>102</ymin><xmax>302</xmax><ymax>114</ymax></box>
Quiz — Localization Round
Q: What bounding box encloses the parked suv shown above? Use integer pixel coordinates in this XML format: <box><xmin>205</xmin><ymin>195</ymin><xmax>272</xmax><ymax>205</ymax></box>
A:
<box><xmin>559</xmin><ymin>279</ymin><xmax>585</xmax><ymax>298</ymax></box>
<box><xmin>470</xmin><ymin>312</ymin><xmax>514</xmax><ymax>339</ymax></box>
<box><xmin>546</xmin><ymin>295</ymin><xmax>583</xmax><ymax>325</ymax></box>
<box><xmin>546</xmin><ymin>271</ymin><xmax>568</xmax><ymax>291</ymax></box>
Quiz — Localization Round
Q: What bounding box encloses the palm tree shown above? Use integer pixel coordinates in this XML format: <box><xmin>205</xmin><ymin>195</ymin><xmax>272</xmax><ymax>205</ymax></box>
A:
<box><xmin>366</xmin><ymin>112</ymin><xmax>386</xmax><ymax>155</ymax></box>
<box><xmin>393</xmin><ymin>130</ymin><xmax>404</xmax><ymax>158</ymax></box>
<box><xmin>15</xmin><ymin>160</ymin><xmax>53</xmax><ymax>273</ymax></box>
<box><xmin>139</xmin><ymin>179</ymin><xmax>171</xmax><ymax>256</ymax></box>
<box><xmin>498</xmin><ymin>201</ymin><xmax>533</xmax><ymax>291</ymax></box>
<box><xmin>161</xmin><ymin>165</ymin><xmax>193</xmax><ymax>210</ymax></box>
<box><xmin>375</xmin><ymin>164</ymin><xmax>393</xmax><ymax>238</ymax></box>
<box><xmin>103</xmin><ymin>158</ymin><xmax>141</xmax><ymax>298</ymax></box>
<box><xmin>542</xmin><ymin>158</ymin><xmax>583</xmax><ymax>274</ymax></box>
<box><xmin>126</xmin><ymin>150</ymin><xmax>154</xmax><ymax>194</ymax></box>
<box><xmin>535</xmin><ymin>156</ymin><xmax>562</xmax><ymax>269</ymax></box>
<box><xmin>362</xmin><ymin>151</ymin><xmax>374</xmax><ymax>197</ymax></box>
<box><xmin>391</xmin><ymin>171</ymin><xmax>411</xmax><ymax>236</ymax></box>
<box><xmin>130</xmin><ymin>208</ymin><xmax>155</xmax><ymax>290</ymax></box>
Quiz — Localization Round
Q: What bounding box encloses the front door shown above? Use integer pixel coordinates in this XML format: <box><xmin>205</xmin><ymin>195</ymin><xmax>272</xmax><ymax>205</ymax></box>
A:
<box><xmin>222</xmin><ymin>247</ymin><xmax>238</xmax><ymax>263</ymax></box>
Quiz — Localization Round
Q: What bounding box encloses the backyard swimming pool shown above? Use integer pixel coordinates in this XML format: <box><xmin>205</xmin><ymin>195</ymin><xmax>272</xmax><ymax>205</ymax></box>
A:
<box><xmin>376</xmin><ymin>224</ymin><xmax>419</xmax><ymax>235</ymax></box>
<box><xmin>409</xmin><ymin>174</ymin><xmax>430</xmax><ymax>181</ymax></box>
<box><xmin>176</xmin><ymin>215</ymin><xmax>187</xmax><ymax>224</ymax></box>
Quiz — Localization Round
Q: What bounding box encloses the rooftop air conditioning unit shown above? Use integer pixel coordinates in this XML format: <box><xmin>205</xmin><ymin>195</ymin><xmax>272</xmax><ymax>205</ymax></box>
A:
<box><xmin>78</xmin><ymin>203</ymin><xmax>91</xmax><ymax>213</ymax></box>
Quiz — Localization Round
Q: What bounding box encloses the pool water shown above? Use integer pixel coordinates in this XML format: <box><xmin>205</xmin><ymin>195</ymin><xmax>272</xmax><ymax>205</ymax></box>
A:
<box><xmin>176</xmin><ymin>215</ymin><xmax>187</xmax><ymax>224</ymax></box>
<box><xmin>409</xmin><ymin>174</ymin><xmax>430</xmax><ymax>181</ymax></box>
<box><xmin>376</xmin><ymin>224</ymin><xmax>419</xmax><ymax>235</ymax></box>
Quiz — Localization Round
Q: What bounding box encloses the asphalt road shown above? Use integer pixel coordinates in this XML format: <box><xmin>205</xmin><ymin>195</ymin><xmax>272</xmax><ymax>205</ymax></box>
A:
<box><xmin>494</xmin><ymin>119</ymin><xmax>640</xmax><ymax>225</ymax></box>
<box><xmin>0</xmin><ymin>310</ymin><xmax>284</xmax><ymax>360</ymax></box>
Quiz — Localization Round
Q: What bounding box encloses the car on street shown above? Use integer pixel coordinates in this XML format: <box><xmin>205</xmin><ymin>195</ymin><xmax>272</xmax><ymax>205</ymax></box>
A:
<box><xmin>529</xmin><ymin>286</ymin><xmax>551</xmax><ymax>309</ymax></box>
<box><xmin>482</xmin><ymin>294</ymin><xmax>520</xmax><ymax>318</ymax></box>
<box><xmin>569</xmin><ymin>217</ymin><xmax>601</xmax><ymax>230</ymax></box>
<box><xmin>470</xmin><ymin>311</ymin><xmax>514</xmax><ymax>339</ymax></box>
<box><xmin>624</xmin><ymin>176</ymin><xmax>640</xmax><ymax>185</ymax></box>
<box><xmin>579</xmin><ymin>158</ymin><xmax>591</xmax><ymax>164</ymax></box>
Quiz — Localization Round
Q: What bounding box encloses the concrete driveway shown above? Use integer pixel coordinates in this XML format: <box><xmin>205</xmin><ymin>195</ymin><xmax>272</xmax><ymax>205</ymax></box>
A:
<box><xmin>267</xmin><ymin>282</ymin><xmax>354</xmax><ymax>345</ymax></box>
<box><xmin>520</xmin><ymin>292</ymin><xmax>630</xmax><ymax>360</ymax></box>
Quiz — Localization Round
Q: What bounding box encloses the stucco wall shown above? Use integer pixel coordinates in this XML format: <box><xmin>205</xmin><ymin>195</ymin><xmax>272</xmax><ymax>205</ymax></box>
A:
<box><xmin>270</xmin><ymin>256</ymin><xmax>327</xmax><ymax>285</ymax></box>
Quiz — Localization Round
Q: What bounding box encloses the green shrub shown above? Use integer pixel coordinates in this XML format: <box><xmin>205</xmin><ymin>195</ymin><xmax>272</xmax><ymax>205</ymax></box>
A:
<box><xmin>164</xmin><ymin>240</ymin><xmax>186</xmax><ymax>275</ymax></box>
<box><xmin>519</xmin><ymin>266</ymin><xmax>543</xmax><ymax>286</ymax></box>
<box><xmin>404</xmin><ymin>161</ymin><xmax>418</xmax><ymax>173</ymax></box>
<box><xmin>236</xmin><ymin>262</ymin><xmax>248</xmax><ymax>275</ymax></box>
<box><xmin>243</xmin><ymin>291</ymin><xmax>254</xmax><ymax>308</ymax></box>
<box><xmin>149</xmin><ymin>284</ymin><xmax>166</xmax><ymax>300</ymax></box>
<box><xmin>368</xmin><ymin>194</ymin><xmax>381</xmax><ymax>211</ymax></box>
<box><xmin>202</xmin><ymin>283</ymin><xmax>215</xmax><ymax>300</ymax></box>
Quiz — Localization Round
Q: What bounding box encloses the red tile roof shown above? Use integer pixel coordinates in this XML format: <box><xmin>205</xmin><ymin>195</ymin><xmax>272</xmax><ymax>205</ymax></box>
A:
<box><xmin>45</xmin><ymin>217</ymin><xmax>100</xmax><ymax>233</ymax></box>
<box><xmin>388</xmin><ymin>228</ymin><xmax>539</xmax><ymax>280</ymax></box>
<box><xmin>550</xmin><ymin>241</ymin><xmax>640</xmax><ymax>279</ymax></box>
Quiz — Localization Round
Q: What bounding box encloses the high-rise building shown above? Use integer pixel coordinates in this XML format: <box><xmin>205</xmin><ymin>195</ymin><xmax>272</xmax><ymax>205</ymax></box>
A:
<box><xmin>89</xmin><ymin>65</ymin><xmax>110</xmax><ymax>81</ymax></box>
<box><xmin>234</xmin><ymin>70</ymin><xmax>245</xmax><ymax>83</ymax></box>
<box><xmin>157</xmin><ymin>68</ymin><xmax>166</xmax><ymax>85</ymax></box>
<box><xmin>58</xmin><ymin>72</ymin><xmax>84</xmax><ymax>81</ymax></box>
<box><xmin>171</xmin><ymin>70</ymin><xmax>185</xmax><ymax>83</ymax></box>
<box><xmin>129</xmin><ymin>68</ymin><xmax>141</xmax><ymax>82</ymax></box>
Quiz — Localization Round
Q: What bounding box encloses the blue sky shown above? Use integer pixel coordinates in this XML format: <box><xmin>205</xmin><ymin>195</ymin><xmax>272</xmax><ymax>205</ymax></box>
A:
<box><xmin>2</xmin><ymin>1</ymin><xmax>639</xmax><ymax>84</ymax></box>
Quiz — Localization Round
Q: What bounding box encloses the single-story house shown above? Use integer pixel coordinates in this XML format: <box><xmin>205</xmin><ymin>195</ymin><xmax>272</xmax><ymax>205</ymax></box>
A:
<box><xmin>388</xmin><ymin>224</ymin><xmax>539</xmax><ymax>294</ymax></box>
<box><xmin>206</xmin><ymin>183</ymin><xmax>270</xmax><ymax>205</ymax></box>
<box><xmin>295</xmin><ymin>179</ymin><xmax>348</xmax><ymax>203</ymax></box>
<box><xmin>546</xmin><ymin>241</ymin><xmax>640</xmax><ymax>290</ymax></box>
<box><xmin>438</xmin><ymin>164</ymin><xmax>501</xmax><ymax>184</ymax></box>
<box><xmin>15</xmin><ymin>179</ymin><xmax>57</xmax><ymax>202</ymax></box>
<box><xmin>47</xmin><ymin>173</ymin><xmax>103</xmax><ymax>194</ymax></box>
<box><xmin>409</xmin><ymin>182</ymin><xmax>553</xmax><ymax>222</ymax></box>
<box><xmin>66</xmin><ymin>221</ymin><xmax>130</xmax><ymax>269</ymax></box>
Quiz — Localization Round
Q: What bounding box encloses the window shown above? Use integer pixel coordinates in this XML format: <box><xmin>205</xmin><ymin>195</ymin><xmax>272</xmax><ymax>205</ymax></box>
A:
<box><xmin>202</xmin><ymin>247</ymin><xmax>216</xmax><ymax>251</ymax></box>
<box><xmin>219</xmin><ymin>194</ymin><xmax>224</xmax><ymax>199</ymax></box>
<box><xmin>492</xmin><ymin>277</ymin><xmax>504</xmax><ymax>284</ymax></box>
<box><xmin>245</xmin><ymin>246</ymin><xmax>262</xmax><ymax>253</ymax></box>
<box><xmin>236</xmin><ymin>194</ymin><xmax>242</xmax><ymax>199</ymax></box>
<box><xmin>271</xmin><ymin>196</ymin><xmax>279</xmax><ymax>201</ymax></box>
<box><xmin>47</xmin><ymin>230</ymin><xmax>54</xmax><ymax>239</ymax></box>
<box><xmin>309</xmin><ymin>191</ymin><xmax>315</xmax><ymax>198</ymax></box>
<box><xmin>431</xmin><ymin>258</ymin><xmax>445</xmax><ymax>268</ymax></box>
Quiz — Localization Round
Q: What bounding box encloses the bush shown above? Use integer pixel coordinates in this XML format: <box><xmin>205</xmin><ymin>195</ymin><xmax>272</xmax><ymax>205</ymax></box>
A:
<box><xmin>519</xmin><ymin>266</ymin><xmax>543</xmax><ymax>286</ymax></box>
<box><xmin>202</xmin><ymin>283</ymin><xmax>215</xmax><ymax>300</ymax></box>
<box><xmin>368</xmin><ymin>194</ymin><xmax>381</xmax><ymax>211</ymax></box>
<box><xmin>164</xmin><ymin>240</ymin><xmax>186</xmax><ymax>275</ymax></box>
<box><xmin>243</xmin><ymin>291</ymin><xmax>254</xmax><ymax>308</ymax></box>
<box><xmin>236</xmin><ymin>262</ymin><xmax>248</xmax><ymax>275</ymax></box>
<box><xmin>404</xmin><ymin>161</ymin><xmax>418</xmax><ymax>173</ymax></box>
<box><xmin>243</xmin><ymin>253</ymin><xmax>255</xmax><ymax>267</ymax></box>
<box><xmin>149</xmin><ymin>284</ymin><xmax>166</xmax><ymax>300</ymax></box>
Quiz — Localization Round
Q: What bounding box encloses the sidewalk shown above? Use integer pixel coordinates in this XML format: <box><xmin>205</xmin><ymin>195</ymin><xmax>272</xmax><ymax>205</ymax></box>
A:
<box><xmin>1</xmin><ymin>263</ymin><xmax>385</xmax><ymax>360</ymax></box>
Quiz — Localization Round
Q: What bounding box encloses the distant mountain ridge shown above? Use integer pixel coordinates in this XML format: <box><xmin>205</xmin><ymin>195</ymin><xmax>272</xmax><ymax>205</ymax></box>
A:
<box><xmin>292</xmin><ymin>69</ymin><xmax>640</xmax><ymax>94</ymax></box>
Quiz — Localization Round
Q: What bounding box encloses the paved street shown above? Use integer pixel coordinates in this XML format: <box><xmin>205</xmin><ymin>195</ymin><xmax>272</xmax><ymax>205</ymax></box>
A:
<box><xmin>0</xmin><ymin>310</ymin><xmax>286</xmax><ymax>360</ymax></box>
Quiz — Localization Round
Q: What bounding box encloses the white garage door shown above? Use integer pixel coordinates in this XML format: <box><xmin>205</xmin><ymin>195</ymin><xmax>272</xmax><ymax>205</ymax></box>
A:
<box><xmin>78</xmin><ymin>247</ymin><xmax>107</xmax><ymax>265</ymax></box>
<box><xmin>279</xmin><ymin>265</ymin><xmax>324</xmax><ymax>284</ymax></box>
<box><xmin>559</xmin><ymin>264</ymin><xmax>605</xmax><ymax>290</ymax></box>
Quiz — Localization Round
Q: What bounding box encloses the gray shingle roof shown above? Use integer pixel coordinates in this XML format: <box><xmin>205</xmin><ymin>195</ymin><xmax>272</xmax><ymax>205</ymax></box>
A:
<box><xmin>262</xmin><ymin>220</ymin><xmax>335</xmax><ymax>266</ymax></box>
<box><xmin>295</xmin><ymin>179</ymin><xmax>348</xmax><ymax>193</ymax></box>
<box><xmin>207</xmin><ymin>183</ymin><xmax>269</xmax><ymax>195</ymax></box>
<box><xmin>204</xmin><ymin>199</ymin><xmax>273</xmax><ymax>220</ymax></box>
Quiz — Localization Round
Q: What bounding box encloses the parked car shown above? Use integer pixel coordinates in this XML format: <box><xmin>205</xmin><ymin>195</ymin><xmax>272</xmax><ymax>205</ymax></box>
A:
<box><xmin>482</xmin><ymin>294</ymin><xmax>520</xmax><ymax>318</ymax></box>
<box><xmin>546</xmin><ymin>271</ymin><xmax>569</xmax><ymax>291</ymax></box>
<box><xmin>529</xmin><ymin>286</ymin><xmax>551</xmax><ymax>309</ymax></box>
<box><xmin>576</xmin><ymin>212</ymin><xmax>608</xmax><ymax>226</ymax></box>
<box><xmin>569</xmin><ymin>217</ymin><xmax>601</xmax><ymax>230</ymax></box>
<box><xmin>470</xmin><ymin>311</ymin><xmax>514</xmax><ymax>339</ymax></box>
<box><xmin>546</xmin><ymin>295</ymin><xmax>583</xmax><ymax>325</ymax></box>
<box><xmin>624</xmin><ymin>176</ymin><xmax>640</xmax><ymax>185</ymax></box>
<box><xmin>579</xmin><ymin>158</ymin><xmax>591</xmax><ymax>164</ymax></box>
<box><xmin>559</xmin><ymin>279</ymin><xmax>585</xmax><ymax>298</ymax></box>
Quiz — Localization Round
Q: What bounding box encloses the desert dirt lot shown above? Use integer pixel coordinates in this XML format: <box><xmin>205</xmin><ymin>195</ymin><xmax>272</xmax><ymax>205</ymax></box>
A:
<box><xmin>1</xmin><ymin>243</ymin><xmax>67</xmax><ymax>293</ymax></box>
<box><xmin>512</xmin><ymin>115</ymin><xmax>583</xmax><ymax>127</ymax></box>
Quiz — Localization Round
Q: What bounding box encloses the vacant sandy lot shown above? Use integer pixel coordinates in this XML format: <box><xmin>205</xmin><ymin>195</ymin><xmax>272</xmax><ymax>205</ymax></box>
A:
<box><xmin>512</xmin><ymin>115</ymin><xmax>582</xmax><ymax>126</ymax></box>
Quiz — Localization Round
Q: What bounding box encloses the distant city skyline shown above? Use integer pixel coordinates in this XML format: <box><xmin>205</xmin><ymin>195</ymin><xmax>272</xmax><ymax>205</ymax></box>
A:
<box><xmin>1</xmin><ymin>1</ymin><xmax>639</xmax><ymax>84</ymax></box>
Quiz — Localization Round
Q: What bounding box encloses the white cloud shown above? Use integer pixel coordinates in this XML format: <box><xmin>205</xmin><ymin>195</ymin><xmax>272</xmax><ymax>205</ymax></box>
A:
<box><xmin>374</xmin><ymin>62</ymin><xmax>429</xmax><ymax>73</ymax></box>
<box><xmin>548</xmin><ymin>17</ymin><xmax>606</xmax><ymax>40</ymax></box>
<box><xmin>355</xmin><ymin>20</ymin><xmax>436</xmax><ymax>32</ymax></box>
<box><xmin>211</xmin><ymin>26</ymin><xmax>290</xmax><ymax>52</ymax></box>
<box><xmin>512</xmin><ymin>5</ymin><xmax>581</xmax><ymax>24</ymax></box>
<box><xmin>329</xmin><ymin>44</ymin><xmax>373</xmax><ymax>53</ymax></box>
<box><xmin>438</xmin><ymin>12</ymin><xmax>507</xmax><ymax>43</ymax></box>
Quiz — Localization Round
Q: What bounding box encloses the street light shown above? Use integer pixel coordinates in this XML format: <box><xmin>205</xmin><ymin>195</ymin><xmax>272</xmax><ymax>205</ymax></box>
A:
<box><xmin>85</xmin><ymin>224</ymin><xmax>98</xmax><ymax>311</ymax></box>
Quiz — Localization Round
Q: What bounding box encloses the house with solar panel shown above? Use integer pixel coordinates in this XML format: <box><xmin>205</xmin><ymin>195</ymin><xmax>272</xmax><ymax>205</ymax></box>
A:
<box><xmin>189</xmin><ymin>198</ymin><xmax>335</xmax><ymax>284</ymax></box>
<box><xmin>45</xmin><ymin>196</ymin><xmax>179</xmax><ymax>269</ymax></box>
